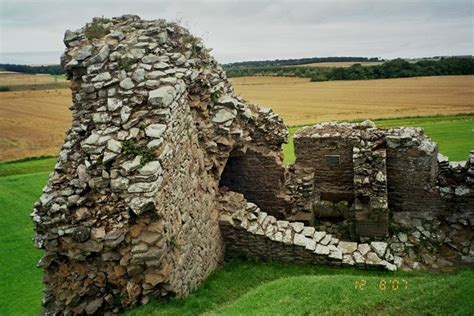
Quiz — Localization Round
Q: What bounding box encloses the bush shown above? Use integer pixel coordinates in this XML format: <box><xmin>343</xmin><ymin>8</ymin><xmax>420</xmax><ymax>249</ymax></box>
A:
<box><xmin>0</xmin><ymin>85</ymin><xmax>11</xmax><ymax>92</ymax></box>
<box><xmin>85</xmin><ymin>18</ymin><xmax>109</xmax><ymax>40</ymax></box>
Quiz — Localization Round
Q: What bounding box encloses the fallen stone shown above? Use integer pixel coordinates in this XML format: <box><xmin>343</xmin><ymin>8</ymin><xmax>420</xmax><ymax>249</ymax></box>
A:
<box><xmin>338</xmin><ymin>241</ymin><xmax>358</xmax><ymax>254</ymax></box>
<box><xmin>370</xmin><ymin>241</ymin><xmax>388</xmax><ymax>258</ymax></box>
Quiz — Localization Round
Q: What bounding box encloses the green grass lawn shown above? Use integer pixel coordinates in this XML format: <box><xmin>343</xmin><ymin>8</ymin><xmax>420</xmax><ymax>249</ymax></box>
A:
<box><xmin>0</xmin><ymin>170</ymin><xmax>48</xmax><ymax>315</ymax></box>
<box><xmin>0</xmin><ymin>156</ymin><xmax>56</xmax><ymax>177</ymax></box>
<box><xmin>127</xmin><ymin>261</ymin><xmax>474</xmax><ymax>316</ymax></box>
<box><xmin>1</xmin><ymin>114</ymin><xmax>473</xmax><ymax>315</ymax></box>
<box><xmin>283</xmin><ymin>114</ymin><xmax>474</xmax><ymax>164</ymax></box>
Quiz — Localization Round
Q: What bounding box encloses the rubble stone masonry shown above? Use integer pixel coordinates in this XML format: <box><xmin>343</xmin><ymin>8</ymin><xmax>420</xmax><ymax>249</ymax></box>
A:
<box><xmin>31</xmin><ymin>15</ymin><xmax>473</xmax><ymax>315</ymax></box>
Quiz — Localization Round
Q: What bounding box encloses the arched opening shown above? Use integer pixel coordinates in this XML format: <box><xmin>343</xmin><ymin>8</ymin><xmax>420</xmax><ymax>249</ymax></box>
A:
<box><xmin>219</xmin><ymin>148</ymin><xmax>291</xmax><ymax>219</ymax></box>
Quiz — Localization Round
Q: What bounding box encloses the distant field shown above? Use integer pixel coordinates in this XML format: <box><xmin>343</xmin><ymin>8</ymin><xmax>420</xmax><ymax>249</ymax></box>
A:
<box><xmin>282</xmin><ymin>115</ymin><xmax>474</xmax><ymax>164</ymax></box>
<box><xmin>1</xmin><ymin>75</ymin><xmax>473</xmax><ymax>162</ymax></box>
<box><xmin>295</xmin><ymin>61</ymin><xmax>384</xmax><ymax>67</ymax></box>
<box><xmin>0</xmin><ymin>89</ymin><xmax>71</xmax><ymax>161</ymax></box>
<box><xmin>232</xmin><ymin>75</ymin><xmax>474</xmax><ymax>126</ymax></box>
<box><xmin>0</xmin><ymin>72</ymin><xmax>68</xmax><ymax>91</ymax></box>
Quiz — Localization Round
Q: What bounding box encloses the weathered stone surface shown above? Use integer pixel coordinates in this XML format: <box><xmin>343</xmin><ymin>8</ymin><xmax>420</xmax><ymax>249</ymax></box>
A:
<box><xmin>357</xmin><ymin>243</ymin><xmax>371</xmax><ymax>256</ymax></box>
<box><xmin>76</xmin><ymin>45</ymin><xmax>93</xmax><ymax>61</ymax></box>
<box><xmin>139</xmin><ymin>161</ymin><xmax>162</xmax><ymax>176</ymax></box>
<box><xmin>370</xmin><ymin>241</ymin><xmax>388</xmax><ymax>258</ymax></box>
<box><xmin>366</xmin><ymin>252</ymin><xmax>383</xmax><ymax>265</ymax></box>
<box><xmin>123</xmin><ymin>156</ymin><xmax>141</xmax><ymax>173</ymax></box>
<box><xmin>315</xmin><ymin>244</ymin><xmax>330</xmax><ymax>255</ymax></box>
<box><xmin>120</xmin><ymin>78</ymin><xmax>135</xmax><ymax>90</ymax></box>
<box><xmin>107</xmin><ymin>97</ymin><xmax>123</xmax><ymax>111</ymax></box>
<box><xmin>212</xmin><ymin>109</ymin><xmax>236</xmax><ymax>124</ymax></box>
<box><xmin>145</xmin><ymin>124</ymin><xmax>167</xmax><ymax>138</ymax></box>
<box><xmin>148</xmin><ymin>86</ymin><xmax>177</xmax><ymax>107</ymax></box>
<box><xmin>338</xmin><ymin>241</ymin><xmax>358</xmax><ymax>254</ymax></box>
<box><xmin>110</xmin><ymin>177</ymin><xmax>129</xmax><ymax>191</ymax></box>
<box><xmin>313</xmin><ymin>231</ymin><xmax>326</xmax><ymax>243</ymax></box>
<box><xmin>92</xmin><ymin>72</ymin><xmax>111</xmax><ymax>82</ymax></box>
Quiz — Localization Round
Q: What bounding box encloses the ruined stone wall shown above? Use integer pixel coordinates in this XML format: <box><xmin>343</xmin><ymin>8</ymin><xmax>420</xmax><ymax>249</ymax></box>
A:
<box><xmin>31</xmin><ymin>14</ymin><xmax>473</xmax><ymax>315</ymax></box>
<box><xmin>218</xmin><ymin>192</ymin><xmax>397</xmax><ymax>270</ymax></box>
<box><xmin>288</xmin><ymin>122</ymin><xmax>473</xmax><ymax>243</ymax></box>
<box><xmin>437</xmin><ymin>151</ymin><xmax>474</xmax><ymax>213</ymax></box>
<box><xmin>385</xmin><ymin>128</ymin><xmax>442</xmax><ymax>213</ymax></box>
<box><xmin>220</xmin><ymin>148</ymin><xmax>291</xmax><ymax>218</ymax></box>
<box><xmin>32</xmin><ymin>15</ymin><xmax>289</xmax><ymax>315</ymax></box>
<box><xmin>295</xmin><ymin>133</ymin><xmax>355</xmax><ymax>196</ymax></box>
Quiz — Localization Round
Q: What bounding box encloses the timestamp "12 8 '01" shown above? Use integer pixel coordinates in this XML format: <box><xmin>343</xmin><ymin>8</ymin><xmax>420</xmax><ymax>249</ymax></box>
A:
<box><xmin>354</xmin><ymin>279</ymin><xmax>408</xmax><ymax>291</ymax></box>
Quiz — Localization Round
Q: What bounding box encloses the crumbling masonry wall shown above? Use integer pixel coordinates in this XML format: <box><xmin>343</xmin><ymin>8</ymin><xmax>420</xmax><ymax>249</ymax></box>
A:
<box><xmin>32</xmin><ymin>15</ymin><xmax>288</xmax><ymax>315</ymax></box>
<box><xmin>32</xmin><ymin>15</ymin><xmax>473</xmax><ymax>315</ymax></box>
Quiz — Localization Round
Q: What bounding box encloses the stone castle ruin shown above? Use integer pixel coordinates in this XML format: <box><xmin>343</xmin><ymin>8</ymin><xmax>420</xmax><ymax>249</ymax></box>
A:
<box><xmin>31</xmin><ymin>15</ymin><xmax>473</xmax><ymax>314</ymax></box>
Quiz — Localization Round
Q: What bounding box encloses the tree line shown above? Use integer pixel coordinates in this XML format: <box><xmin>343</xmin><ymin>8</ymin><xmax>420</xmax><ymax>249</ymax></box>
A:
<box><xmin>224</xmin><ymin>56</ymin><xmax>381</xmax><ymax>68</ymax></box>
<box><xmin>224</xmin><ymin>57</ymin><xmax>474</xmax><ymax>81</ymax></box>
<box><xmin>2</xmin><ymin>57</ymin><xmax>473</xmax><ymax>82</ymax></box>
<box><xmin>0</xmin><ymin>64</ymin><xmax>63</xmax><ymax>75</ymax></box>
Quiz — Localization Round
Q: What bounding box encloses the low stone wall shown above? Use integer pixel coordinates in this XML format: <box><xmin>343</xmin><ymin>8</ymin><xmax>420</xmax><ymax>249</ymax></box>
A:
<box><xmin>218</xmin><ymin>192</ymin><xmax>397</xmax><ymax>271</ymax></box>
<box><xmin>219</xmin><ymin>191</ymin><xmax>474</xmax><ymax>271</ymax></box>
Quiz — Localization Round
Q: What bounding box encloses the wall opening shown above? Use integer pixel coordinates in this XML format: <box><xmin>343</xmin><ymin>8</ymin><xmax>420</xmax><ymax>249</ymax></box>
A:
<box><xmin>219</xmin><ymin>148</ymin><xmax>290</xmax><ymax>218</ymax></box>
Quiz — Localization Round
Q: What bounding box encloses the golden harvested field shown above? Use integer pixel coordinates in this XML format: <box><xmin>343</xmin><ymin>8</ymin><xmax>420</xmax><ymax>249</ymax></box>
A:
<box><xmin>0</xmin><ymin>73</ymin><xmax>67</xmax><ymax>86</ymax></box>
<box><xmin>0</xmin><ymin>75</ymin><xmax>472</xmax><ymax>161</ymax></box>
<box><xmin>231</xmin><ymin>76</ymin><xmax>474</xmax><ymax>126</ymax></box>
<box><xmin>294</xmin><ymin>61</ymin><xmax>385</xmax><ymax>67</ymax></box>
<box><xmin>0</xmin><ymin>89</ymin><xmax>71</xmax><ymax>161</ymax></box>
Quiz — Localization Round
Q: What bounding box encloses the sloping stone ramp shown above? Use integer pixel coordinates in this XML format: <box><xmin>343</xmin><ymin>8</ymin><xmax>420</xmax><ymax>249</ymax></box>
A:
<box><xmin>218</xmin><ymin>192</ymin><xmax>397</xmax><ymax>271</ymax></box>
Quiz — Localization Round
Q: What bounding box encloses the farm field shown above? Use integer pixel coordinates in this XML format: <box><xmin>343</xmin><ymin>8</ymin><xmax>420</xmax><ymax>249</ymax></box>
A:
<box><xmin>1</xmin><ymin>158</ymin><xmax>474</xmax><ymax>316</ymax></box>
<box><xmin>0</xmin><ymin>89</ymin><xmax>71</xmax><ymax>161</ymax></box>
<box><xmin>231</xmin><ymin>75</ymin><xmax>474</xmax><ymax>126</ymax></box>
<box><xmin>1</xmin><ymin>75</ymin><xmax>473</xmax><ymax>162</ymax></box>
<box><xmin>0</xmin><ymin>72</ymin><xmax>68</xmax><ymax>91</ymax></box>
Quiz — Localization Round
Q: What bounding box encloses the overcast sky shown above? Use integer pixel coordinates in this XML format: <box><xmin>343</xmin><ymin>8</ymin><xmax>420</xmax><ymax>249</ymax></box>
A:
<box><xmin>0</xmin><ymin>0</ymin><xmax>473</xmax><ymax>64</ymax></box>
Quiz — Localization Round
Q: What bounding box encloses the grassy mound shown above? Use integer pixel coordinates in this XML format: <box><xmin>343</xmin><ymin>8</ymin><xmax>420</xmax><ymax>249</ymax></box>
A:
<box><xmin>127</xmin><ymin>261</ymin><xmax>474</xmax><ymax>316</ymax></box>
<box><xmin>209</xmin><ymin>271</ymin><xmax>474</xmax><ymax>315</ymax></box>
